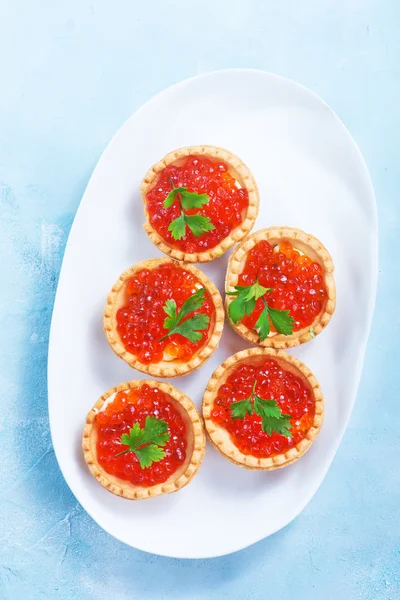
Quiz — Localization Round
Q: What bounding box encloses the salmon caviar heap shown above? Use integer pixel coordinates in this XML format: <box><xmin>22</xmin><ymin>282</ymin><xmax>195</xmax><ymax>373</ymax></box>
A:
<box><xmin>145</xmin><ymin>155</ymin><xmax>249</xmax><ymax>253</ymax></box>
<box><xmin>96</xmin><ymin>384</ymin><xmax>188</xmax><ymax>487</ymax></box>
<box><xmin>238</xmin><ymin>240</ymin><xmax>327</xmax><ymax>332</ymax></box>
<box><xmin>116</xmin><ymin>263</ymin><xmax>214</xmax><ymax>364</ymax></box>
<box><xmin>210</xmin><ymin>358</ymin><xmax>315</xmax><ymax>458</ymax></box>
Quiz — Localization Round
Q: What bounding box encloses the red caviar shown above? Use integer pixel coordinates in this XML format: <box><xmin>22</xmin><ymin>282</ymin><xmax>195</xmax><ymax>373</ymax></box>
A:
<box><xmin>211</xmin><ymin>359</ymin><xmax>315</xmax><ymax>457</ymax></box>
<box><xmin>116</xmin><ymin>263</ymin><xmax>214</xmax><ymax>363</ymax></box>
<box><xmin>96</xmin><ymin>385</ymin><xmax>188</xmax><ymax>486</ymax></box>
<box><xmin>239</xmin><ymin>240</ymin><xmax>327</xmax><ymax>331</ymax></box>
<box><xmin>145</xmin><ymin>155</ymin><xmax>249</xmax><ymax>253</ymax></box>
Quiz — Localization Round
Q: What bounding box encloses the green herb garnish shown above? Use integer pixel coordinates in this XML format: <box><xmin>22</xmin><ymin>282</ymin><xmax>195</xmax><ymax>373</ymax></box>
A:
<box><xmin>309</xmin><ymin>327</ymin><xmax>315</xmax><ymax>338</ymax></box>
<box><xmin>114</xmin><ymin>416</ymin><xmax>170</xmax><ymax>468</ymax></box>
<box><xmin>159</xmin><ymin>287</ymin><xmax>210</xmax><ymax>343</ymax></box>
<box><xmin>231</xmin><ymin>381</ymin><xmax>292</xmax><ymax>437</ymax></box>
<box><xmin>164</xmin><ymin>179</ymin><xmax>215</xmax><ymax>240</ymax></box>
<box><xmin>227</xmin><ymin>279</ymin><xmax>295</xmax><ymax>341</ymax></box>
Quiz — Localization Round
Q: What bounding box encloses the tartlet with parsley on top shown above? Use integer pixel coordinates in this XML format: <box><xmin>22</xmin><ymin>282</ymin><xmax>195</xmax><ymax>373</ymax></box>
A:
<box><xmin>225</xmin><ymin>227</ymin><xmax>336</xmax><ymax>348</ymax></box>
<box><xmin>83</xmin><ymin>380</ymin><xmax>206</xmax><ymax>500</ymax></box>
<box><xmin>202</xmin><ymin>348</ymin><xmax>323</xmax><ymax>470</ymax></box>
<box><xmin>141</xmin><ymin>145</ymin><xmax>259</xmax><ymax>263</ymax></box>
<box><xmin>104</xmin><ymin>258</ymin><xmax>224</xmax><ymax>377</ymax></box>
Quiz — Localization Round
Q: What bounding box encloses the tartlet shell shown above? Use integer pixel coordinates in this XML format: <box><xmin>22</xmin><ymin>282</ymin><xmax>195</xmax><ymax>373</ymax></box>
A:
<box><xmin>141</xmin><ymin>145</ymin><xmax>260</xmax><ymax>263</ymax></box>
<box><xmin>83</xmin><ymin>380</ymin><xmax>206</xmax><ymax>500</ymax></box>
<box><xmin>202</xmin><ymin>348</ymin><xmax>323</xmax><ymax>471</ymax></box>
<box><xmin>104</xmin><ymin>258</ymin><xmax>224</xmax><ymax>377</ymax></box>
<box><xmin>225</xmin><ymin>226</ymin><xmax>336</xmax><ymax>348</ymax></box>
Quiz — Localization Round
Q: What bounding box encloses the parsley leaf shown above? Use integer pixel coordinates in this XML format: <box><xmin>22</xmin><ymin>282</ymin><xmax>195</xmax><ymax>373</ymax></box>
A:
<box><xmin>164</xmin><ymin>187</ymin><xmax>187</xmax><ymax>208</ymax></box>
<box><xmin>173</xmin><ymin>287</ymin><xmax>206</xmax><ymax>320</ymax></box>
<box><xmin>172</xmin><ymin>313</ymin><xmax>209</xmax><ymax>343</ymax></box>
<box><xmin>225</xmin><ymin>286</ymin><xmax>250</xmax><ymax>295</ymax></box>
<box><xmin>163</xmin><ymin>299</ymin><xmax>178</xmax><ymax>330</ymax></box>
<box><xmin>255</xmin><ymin>302</ymin><xmax>294</xmax><ymax>341</ymax></box>
<box><xmin>230</xmin><ymin>382</ymin><xmax>293</xmax><ymax>437</ymax></box>
<box><xmin>227</xmin><ymin>285</ymin><xmax>259</xmax><ymax>323</ymax></box>
<box><xmin>163</xmin><ymin>184</ymin><xmax>210</xmax><ymax>211</ymax></box>
<box><xmin>253</xmin><ymin>396</ymin><xmax>282</xmax><ymax>420</ymax></box>
<box><xmin>267</xmin><ymin>306</ymin><xmax>295</xmax><ymax>336</ymax></box>
<box><xmin>163</xmin><ymin>180</ymin><xmax>214</xmax><ymax>240</ymax></box>
<box><xmin>169</xmin><ymin>213</ymin><xmax>214</xmax><ymax>239</ymax></box>
<box><xmin>138</xmin><ymin>415</ymin><xmax>170</xmax><ymax>447</ymax></box>
<box><xmin>180</xmin><ymin>190</ymin><xmax>210</xmax><ymax>210</ymax></box>
<box><xmin>159</xmin><ymin>288</ymin><xmax>209</xmax><ymax>343</ymax></box>
<box><xmin>168</xmin><ymin>213</ymin><xmax>186</xmax><ymax>240</ymax></box>
<box><xmin>255</xmin><ymin>306</ymin><xmax>270</xmax><ymax>341</ymax></box>
<box><xmin>227</xmin><ymin>293</ymin><xmax>251</xmax><ymax>323</ymax></box>
<box><xmin>227</xmin><ymin>281</ymin><xmax>272</xmax><ymax>324</ymax></box>
<box><xmin>134</xmin><ymin>445</ymin><xmax>166</xmax><ymax>469</ymax></box>
<box><xmin>231</xmin><ymin>397</ymin><xmax>253</xmax><ymax>419</ymax></box>
<box><xmin>256</xmin><ymin>411</ymin><xmax>292</xmax><ymax>437</ymax></box>
<box><xmin>227</xmin><ymin>281</ymin><xmax>295</xmax><ymax>339</ymax></box>
<box><xmin>243</xmin><ymin>280</ymin><xmax>269</xmax><ymax>301</ymax></box>
<box><xmin>114</xmin><ymin>416</ymin><xmax>170</xmax><ymax>468</ymax></box>
<box><xmin>120</xmin><ymin>423</ymin><xmax>142</xmax><ymax>448</ymax></box>
<box><xmin>185</xmin><ymin>214</ymin><xmax>215</xmax><ymax>237</ymax></box>
<box><xmin>253</xmin><ymin>395</ymin><xmax>292</xmax><ymax>437</ymax></box>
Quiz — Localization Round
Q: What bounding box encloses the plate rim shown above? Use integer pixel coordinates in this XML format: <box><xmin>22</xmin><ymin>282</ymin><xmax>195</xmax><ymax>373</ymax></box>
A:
<box><xmin>47</xmin><ymin>68</ymin><xmax>379</xmax><ymax>559</ymax></box>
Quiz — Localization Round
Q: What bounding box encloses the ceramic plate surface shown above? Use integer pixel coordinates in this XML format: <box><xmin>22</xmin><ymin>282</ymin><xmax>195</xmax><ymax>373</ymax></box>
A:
<box><xmin>48</xmin><ymin>69</ymin><xmax>378</xmax><ymax>558</ymax></box>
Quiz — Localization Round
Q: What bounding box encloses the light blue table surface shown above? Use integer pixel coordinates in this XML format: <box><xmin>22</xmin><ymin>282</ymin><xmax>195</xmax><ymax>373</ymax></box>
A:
<box><xmin>1</xmin><ymin>1</ymin><xmax>399</xmax><ymax>598</ymax></box>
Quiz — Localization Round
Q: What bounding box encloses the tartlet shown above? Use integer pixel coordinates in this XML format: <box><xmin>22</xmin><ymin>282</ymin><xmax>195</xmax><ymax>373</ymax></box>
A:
<box><xmin>104</xmin><ymin>258</ymin><xmax>224</xmax><ymax>377</ymax></box>
<box><xmin>202</xmin><ymin>348</ymin><xmax>323</xmax><ymax>470</ymax></box>
<box><xmin>83</xmin><ymin>380</ymin><xmax>206</xmax><ymax>500</ymax></box>
<box><xmin>225</xmin><ymin>227</ymin><xmax>336</xmax><ymax>348</ymax></box>
<box><xmin>141</xmin><ymin>145</ymin><xmax>259</xmax><ymax>262</ymax></box>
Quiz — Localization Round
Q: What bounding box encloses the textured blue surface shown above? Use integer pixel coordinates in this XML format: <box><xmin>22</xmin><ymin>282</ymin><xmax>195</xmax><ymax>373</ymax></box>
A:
<box><xmin>1</xmin><ymin>1</ymin><xmax>399</xmax><ymax>598</ymax></box>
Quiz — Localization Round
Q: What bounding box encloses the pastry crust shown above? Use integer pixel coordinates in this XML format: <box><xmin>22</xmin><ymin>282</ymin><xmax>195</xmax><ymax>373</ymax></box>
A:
<box><xmin>202</xmin><ymin>348</ymin><xmax>323</xmax><ymax>470</ymax></box>
<box><xmin>104</xmin><ymin>258</ymin><xmax>224</xmax><ymax>377</ymax></box>
<box><xmin>141</xmin><ymin>145</ymin><xmax>260</xmax><ymax>263</ymax></box>
<box><xmin>83</xmin><ymin>380</ymin><xmax>206</xmax><ymax>500</ymax></box>
<box><xmin>225</xmin><ymin>227</ymin><xmax>336</xmax><ymax>348</ymax></box>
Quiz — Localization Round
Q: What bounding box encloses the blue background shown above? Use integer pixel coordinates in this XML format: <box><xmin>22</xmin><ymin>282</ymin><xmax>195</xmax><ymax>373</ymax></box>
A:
<box><xmin>1</xmin><ymin>1</ymin><xmax>399</xmax><ymax>598</ymax></box>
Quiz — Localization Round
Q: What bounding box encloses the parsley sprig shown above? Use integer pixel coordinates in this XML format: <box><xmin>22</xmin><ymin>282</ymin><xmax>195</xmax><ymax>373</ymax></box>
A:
<box><xmin>114</xmin><ymin>416</ymin><xmax>170</xmax><ymax>468</ymax></box>
<box><xmin>231</xmin><ymin>381</ymin><xmax>292</xmax><ymax>437</ymax></box>
<box><xmin>159</xmin><ymin>287</ymin><xmax>210</xmax><ymax>343</ymax></box>
<box><xmin>227</xmin><ymin>279</ymin><xmax>295</xmax><ymax>341</ymax></box>
<box><xmin>164</xmin><ymin>179</ymin><xmax>215</xmax><ymax>240</ymax></box>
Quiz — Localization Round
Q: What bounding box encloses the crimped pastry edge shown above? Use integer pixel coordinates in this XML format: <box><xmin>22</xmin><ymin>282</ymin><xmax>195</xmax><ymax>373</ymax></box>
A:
<box><xmin>141</xmin><ymin>145</ymin><xmax>260</xmax><ymax>263</ymax></box>
<box><xmin>202</xmin><ymin>348</ymin><xmax>323</xmax><ymax>471</ymax></box>
<box><xmin>225</xmin><ymin>226</ymin><xmax>336</xmax><ymax>348</ymax></box>
<box><xmin>104</xmin><ymin>257</ymin><xmax>224</xmax><ymax>377</ymax></box>
<box><xmin>83</xmin><ymin>380</ymin><xmax>206</xmax><ymax>500</ymax></box>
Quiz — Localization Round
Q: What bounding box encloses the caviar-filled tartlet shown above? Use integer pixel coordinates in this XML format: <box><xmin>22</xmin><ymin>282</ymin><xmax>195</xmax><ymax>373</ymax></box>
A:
<box><xmin>104</xmin><ymin>258</ymin><xmax>224</xmax><ymax>377</ymax></box>
<box><xmin>83</xmin><ymin>381</ymin><xmax>206</xmax><ymax>500</ymax></box>
<box><xmin>202</xmin><ymin>348</ymin><xmax>323</xmax><ymax>470</ymax></box>
<box><xmin>141</xmin><ymin>146</ymin><xmax>259</xmax><ymax>262</ymax></box>
<box><xmin>225</xmin><ymin>227</ymin><xmax>336</xmax><ymax>348</ymax></box>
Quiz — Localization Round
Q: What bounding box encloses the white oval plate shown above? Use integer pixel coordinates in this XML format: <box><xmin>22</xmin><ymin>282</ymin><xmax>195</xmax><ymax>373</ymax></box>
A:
<box><xmin>48</xmin><ymin>69</ymin><xmax>378</xmax><ymax>559</ymax></box>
